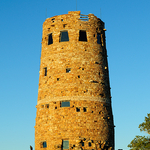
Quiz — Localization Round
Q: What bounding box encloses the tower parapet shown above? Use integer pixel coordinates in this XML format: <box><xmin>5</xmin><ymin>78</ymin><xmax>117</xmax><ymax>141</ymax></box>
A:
<box><xmin>35</xmin><ymin>11</ymin><xmax>114</xmax><ymax>150</ymax></box>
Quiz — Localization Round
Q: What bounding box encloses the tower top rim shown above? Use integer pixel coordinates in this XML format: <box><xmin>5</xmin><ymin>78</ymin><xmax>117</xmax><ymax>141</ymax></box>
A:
<box><xmin>44</xmin><ymin>11</ymin><xmax>104</xmax><ymax>25</ymax></box>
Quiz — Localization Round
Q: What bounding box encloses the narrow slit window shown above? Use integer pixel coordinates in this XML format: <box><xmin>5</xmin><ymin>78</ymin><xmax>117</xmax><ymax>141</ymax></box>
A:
<box><xmin>97</xmin><ymin>33</ymin><xmax>101</xmax><ymax>44</ymax></box>
<box><xmin>61</xmin><ymin>101</ymin><xmax>70</xmax><ymax>107</ymax></box>
<box><xmin>48</xmin><ymin>33</ymin><xmax>53</xmax><ymax>45</ymax></box>
<box><xmin>44</xmin><ymin>67</ymin><xmax>47</xmax><ymax>76</ymax></box>
<box><xmin>62</xmin><ymin>140</ymin><xmax>69</xmax><ymax>149</ymax></box>
<box><xmin>79</xmin><ymin>30</ymin><xmax>87</xmax><ymax>41</ymax></box>
<box><xmin>60</xmin><ymin>31</ymin><xmax>69</xmax><ymax>42</ymax></box>
<box><xmin>83</xmin><ymin>107</ymin><xmax>87</xmax><ymax>112</ymax></box>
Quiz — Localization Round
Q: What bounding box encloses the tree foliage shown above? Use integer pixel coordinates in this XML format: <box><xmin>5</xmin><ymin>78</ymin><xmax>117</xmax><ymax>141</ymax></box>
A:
<box><xmin>139</xmin><ymin>113</ymin><xmax>150</xmax><ymax>134</ymax></box>
<box><xmin>128</xmin><ymin>113</ymin><xmax>150</xmax><ymax>150</ymax></box>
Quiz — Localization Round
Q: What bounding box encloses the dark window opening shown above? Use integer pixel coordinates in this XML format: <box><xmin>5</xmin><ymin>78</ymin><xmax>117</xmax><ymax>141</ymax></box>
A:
<box><xmin>88</xmin><ymin>142</ymin><xmax>91</xmax><ymax>147</ymax></box>
<box><xmin>63</xmin><ymin>24</ymin><xmax>67</xmax><ymax>28</ymax></box>
<box><xmin>78</xmin><ymin>75</ymin><xmax>80</xmax><ymax>78</ymax></box>
<box><xmin>90</xmin><ymin>80</ymin><xmax>98</xmax><ymax>83</ymax></box>
<box><xmin>55</xmin><ymin>107</ymin><xmax>57</xmax><ymax>109</ymax></box>
<box><xmin>79</xmin><ymin>30</ymin><xmax>87</xmax><ymax>41</ymax></box>
<box><xmin>66</xmin><ymin>68</ymin><xmax>71</xmax><ymax>73</ymax></box>
<box><xmin>42</xmin><ymin>142</ymin><xmax>47</xmax><ymax>148</ymax></box>
<box><xmin>62</xmin><ymin>140</ymin><xmax>69</xmax><ymax>149</ymax></box>
<box><xmin>52</xmin><ymin>18</ymin><xmax>55</xmax><ymax>23</ymax></box>
<box><xmin>61</xmin><ymin>101</ymin><xmax>70</xmax><ymax>107</ymax></box>
<box><xmin>48</xmin><ymin>33</ymin><xmax>53</xmax><ymax>45</ymax></box>
<box><xmin>83</xmin><ymin>107</ymin><xmax>87</xmax><ymax>112</ymax></box>
<box><xmin>46</xmin><ymin>104</ymin><xmax>49</xmax><ymax>108</ymax></box>
<box><xmin>100</xmin><ymin>93</ymin><xmax>104</xmax><ymax>97</ymax></box>
<box><xmin>44</xmin><ymin>67</ymin><xmax>47</xmax><ymax>76</ymax></box>
<box><xmin>76</xmin><ymin>107</ymin><xmax>80</xmax><ymax>112</ymax></box>
<box><xmin>101</xmin><ymin>82</ymin><xmax>105</xmax><ymax>85</ymax></box>
<box><xmin>97</xmin><ymin>33</ymin><xmax>101</xmax><ymax>44</ymax></box>
<box><xmin>99</xmin><ymin>72</ymin><xmax>100</xmax><ymax>76</ymax></box>
<box><xmin>60</xmin><ymin>31</ymin><xmax>69</xmax><ymax>42</ymax></box>
<box><xmin>57</xmin><ymin>78</ymin><xmax>60</xmax><ymax>81</ymax></box>
<box><xmin>61</xmin><ymin>19</ymin><xmax>63</xmax><ymax>21</ymax></box>
<box><xmin>80</xmin><ymin>141</ymin><xmax>84</xmax><ymax>146</ymax></box>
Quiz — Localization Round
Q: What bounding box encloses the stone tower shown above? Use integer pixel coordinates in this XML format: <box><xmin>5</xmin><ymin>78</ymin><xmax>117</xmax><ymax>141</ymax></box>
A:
<box><xmin>35</xmin><ymin>11</ymin><xmax>114</xmax><ymax>150</ymax></box>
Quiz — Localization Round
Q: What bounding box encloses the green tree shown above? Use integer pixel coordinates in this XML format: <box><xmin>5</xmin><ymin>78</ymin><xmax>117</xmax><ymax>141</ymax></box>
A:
<box><xmin>139</xmin><ymin>113</ymin><xmax>150</xmax><ymax>134</ymax></box>
<box><xmin>128</xmin><ymin>113</ymin><xmax>150</xmax><ymax>150</ymax></box>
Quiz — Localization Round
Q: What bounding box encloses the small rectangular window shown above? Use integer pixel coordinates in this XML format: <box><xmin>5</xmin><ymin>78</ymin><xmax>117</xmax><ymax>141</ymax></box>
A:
<box><xmin>81</xmin><ymin>141</ymin><xmax>84</xmax><ymax>146</ymax></box>
<box><xmin>44</xmin><ymin>67</ymin><xmax>47</xmax><ymax>76</ymax></box>
<box><xmin>83</xmin><ymin>107</ymin><xmax>87</xmax><ymax>112</ymax></box>
<box><xmin>97</xmin><ymin>33</ymin><xmax>101</xmax><ymax>44</ymax></box>
<box><xmin>46</xmin><ymin>104</ymin><xmax>49</xmax><ymax>108</ymax></box>
<box><xmin>48</xmin><ymin>33</ymin><xmax>53</xmax><ymax>45</ymax></box>
<box><xmin>61</xmin><ymin>101</ymin><xmax>70</xmax><ymax>107</ymax></box>
<box><xmin>79</xmin><ymin>30</ymin><xmax>87</xmax><ymax>41</ymax></box>
<box><xmin>66</xmin><ymin>68</ymin><xmax>71</xmax><ymax>73</ymax></box>
<box><xmin>42</xmin><ymin>141</ymin><xmax>47</xmax><ymax>148</ymax></box>
<box><xmin>63</xmin><ymin>140</ymin><xmax>69</xmax><ymax>149</ymax></box>
<box><xmin>60</xmin><ymin>31</ymin><xmax>69</xmax><ymax>42</ymax></box>
<box><xmin>88</xmin><ymin>142</ymin><xmax>91</xmax><ymax>147</ymax></box>
<box><xmin>76</xmin><ymin>107</ymin><xmax>80</xmax><ymax>112</ymax></box>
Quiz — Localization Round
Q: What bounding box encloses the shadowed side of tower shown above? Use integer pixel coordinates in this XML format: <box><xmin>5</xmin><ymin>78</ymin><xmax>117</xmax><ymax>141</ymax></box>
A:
<box><xmin>35</xmin><ymin>11</ymin><xmax>114</xmax><ymax>150</ymax></box>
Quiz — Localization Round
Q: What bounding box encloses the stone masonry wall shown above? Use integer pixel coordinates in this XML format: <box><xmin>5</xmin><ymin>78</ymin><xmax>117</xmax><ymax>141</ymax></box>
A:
<box><xmin>35</xmin><ymin>11</ymin><xmax>114</xmax><ymax>150</ymax></box>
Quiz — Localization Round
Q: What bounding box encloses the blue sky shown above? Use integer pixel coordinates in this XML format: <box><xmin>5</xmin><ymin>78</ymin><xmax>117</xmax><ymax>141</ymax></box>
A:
<box><xmin>0</xmin><ymin>0</ymin><xmax>150</xmax><ymax>150</ymax></box>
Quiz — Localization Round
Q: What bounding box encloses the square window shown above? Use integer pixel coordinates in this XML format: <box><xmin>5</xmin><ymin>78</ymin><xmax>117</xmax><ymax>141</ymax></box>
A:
<box><xmin>61</xmin><ymin>101</ymin><xmax>70</xmax><ymax>107</ymax></box>
<box><xmin>97</xmin><ymin>33</ymin><xmax>101</xmax><ymax>44</ymax></box>
<box><xmin>63</xmin><ymin>140</ymin><xmax>69</xmax><ymax>149</ymax></box>
<box><xmin>66</xmin><ymin>68</ymin><xmax>71</xmax><ymax>73</ymax></box>
<box><xmin>79</xmin><ymin>30</ymin><xmax>87</xmax><ymax>41</ymax></box>
<box><xmin>48</xmin><ymin>33</ymin><xmax>53</xmax><ymax>45</ymax></box>
<box><xmin>60</xmin><ymin>31</ymin><xmax>69</xmax><ymax>42</ymax></box>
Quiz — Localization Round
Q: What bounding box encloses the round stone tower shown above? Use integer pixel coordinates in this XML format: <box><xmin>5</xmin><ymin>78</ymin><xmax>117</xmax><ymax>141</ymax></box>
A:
<box><xmin>35</xmin><ymin>11</ymin><xmax>114</xmax><ymax>150</ymax></box>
